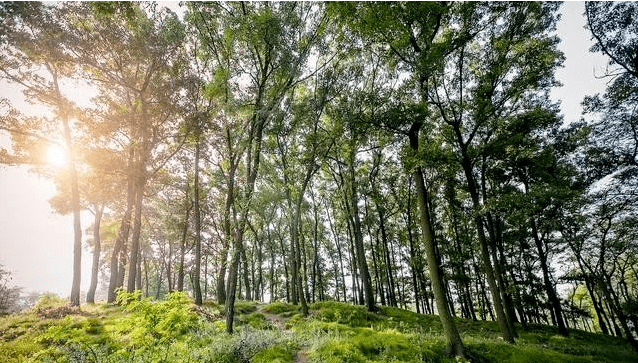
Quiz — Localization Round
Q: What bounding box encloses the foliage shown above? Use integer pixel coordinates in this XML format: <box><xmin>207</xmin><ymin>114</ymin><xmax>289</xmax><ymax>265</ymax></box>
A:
<box><xmin>0</xmin><ymin>298</ymin><xmax>636</xmax><ymax>363</ymax></box>
<box><xmin>113</xmin><ymin>290</ymin><xmax>201</xmax><ymax>345</ymax></box>
<box><xmin>2</xmin><ymin>1</ymin><xmax>638</xmax><ymax>361</ymax></box>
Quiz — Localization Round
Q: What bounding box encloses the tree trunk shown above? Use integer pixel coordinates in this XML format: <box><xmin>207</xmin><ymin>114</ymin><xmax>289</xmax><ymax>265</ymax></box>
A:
<box><xmin>349</xmin><ymin>148</ymin><xmax>375</xmax><ymax>312</ymax></box>
<box><xmin>530</xmin><ymin>217</ymin><xmax>568</xmax><ymax>336</ymax></box>
<box><xmin>177</xmin><ymin>187</ymin><xmax>191</xmax><ymax>291</ymax></box>
<box><xmin>225</xmin><ymin>232</ymin><xmax>242</xmax><ymax>333</ymax></box>
<box><xmin>108</xmin><ymin>176</ymin><xmax>135</xmax><ymax>303</ymax></box>
<box><xmin>193</xmin><ymin>139</ymin><xmax>203</xmax><ymax>305</ymax></box>
<box><xmin>87</xmin><ymin>205</ymin><xmax>104</xmax><ymax>304</ymax></box>
<box><xmin>406</xmin><ymin>177</ymin><xmax>421</xmax><ymax>313</ymax></box>
<box><xmin>217</xmin><ymin>245</ymin><xmax>229</xmax><ymax>304</ymax></box>
<box><xmin>325</xmin><ymin>200</ymin><xmax>347</xmax><ymax>303</ymax></box>
<box><xmin>136</xmin><ymin>245</ymin><xmax>142</xmax><ymax>291</ymax></box>
<box><xmin>241</xmin><ymin>244</ymin><xmax>251</xmax><ymax>301</ymax></box>
<box><xmin>378</xmin><ymin>205</ymin><xmax>396</xmax><ymax>307</ymax></box>
<box><xmin>408</xmin><ymin>122</ymin><xmax>465</xmax><ymax>358</ymax></box>
<box><xmin>53</xmin><ymin>71</ymin><xmax>83</xmax><ymax>307</ymax></box>
<box><xmin>127</xmin><ymin>179</ymin><xmax>145</xmax><ymax>292</ymax></box>
<box><xmin>459</xmin><ymin>151</ymin><xmax>516</xmax><ymax>343</ymax></box>
<box><xmin>218</xmin><ymin>127</ymin><xmax>237</xmax><ymax>305</ymax></box>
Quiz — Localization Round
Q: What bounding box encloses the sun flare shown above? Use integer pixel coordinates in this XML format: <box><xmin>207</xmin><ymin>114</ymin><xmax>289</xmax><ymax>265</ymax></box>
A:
<box><xmin>47</xmin><ymin>145</ymin><xmax>67</xmax><ymax>167</ymax></box>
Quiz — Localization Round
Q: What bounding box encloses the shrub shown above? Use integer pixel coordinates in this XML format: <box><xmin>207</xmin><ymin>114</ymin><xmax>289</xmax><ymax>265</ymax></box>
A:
<box><xmin>114</xmin><ymin>290</ymin><xmax>201</xmax><ymax>345</ymax></box>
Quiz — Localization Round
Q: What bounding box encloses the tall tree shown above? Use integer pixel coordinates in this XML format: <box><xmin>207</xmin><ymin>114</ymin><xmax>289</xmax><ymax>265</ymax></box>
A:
<box><xmin>329</xmin><ymin>1</ymin><xmax>468</xmax><ymax>356</ymax></box>
<box><xmin>60</xmin><ymin>2</ymin><xmax>187</xmax><ymax>298</ymax></box>
<box><xmin>425</xmin><ymin>2</ymin><xmax>563</xmax><ymax>343</ymax></box>
<box><xmin>0</xmin><ymin>2</ymin><xmax>84</xmax><ymax>306</ymax></box>
<box><xmin>188</xmin><ymin>1</ymin><xmax>328</xmax><ymax>333</ymax></box>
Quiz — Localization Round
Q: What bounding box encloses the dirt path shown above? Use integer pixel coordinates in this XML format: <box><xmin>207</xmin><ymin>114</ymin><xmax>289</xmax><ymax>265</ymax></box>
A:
<box><xmin>294</xmin><ymin>350</ymin><xmax>309</xmax><ymax>363</ymax></box>
<box><xmin>256</xmin><ymin>305</ymin><xmax>309</xmax><ymax>362</ymax></box>
<box><xmin>256</xmin><ymin>305</ymin><xmax>286</xmax><ymax>330</ymax></box>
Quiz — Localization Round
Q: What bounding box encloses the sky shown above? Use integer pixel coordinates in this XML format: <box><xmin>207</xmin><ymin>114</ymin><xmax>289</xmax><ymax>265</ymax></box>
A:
<box><xmin>0</xmin><ymin>1</ymin><xmax>611</xmax><ymax>299</ymax></box>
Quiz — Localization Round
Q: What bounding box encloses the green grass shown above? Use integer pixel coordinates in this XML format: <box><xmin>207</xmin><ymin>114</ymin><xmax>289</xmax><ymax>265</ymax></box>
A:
<box><xmin>262</xmin><ymin>301</ymin><xmax>299</xmax><ymax>315</ymax></box>
<box><xmin>0</xmin><ymin>296</ymin><xmax>635</xmax><ymax>363</ymax></box>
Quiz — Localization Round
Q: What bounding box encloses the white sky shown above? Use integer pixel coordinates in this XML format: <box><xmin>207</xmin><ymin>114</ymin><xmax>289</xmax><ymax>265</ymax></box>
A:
<box><xmin>0</xmin><ymin>1</ymin><xmax>610</xmax><ymax>299</ymax></box>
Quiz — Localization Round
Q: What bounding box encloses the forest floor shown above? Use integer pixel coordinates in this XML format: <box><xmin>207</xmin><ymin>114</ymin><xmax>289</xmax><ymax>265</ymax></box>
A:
<box><xmin>0</xmin><ymin>292</ymin><xmax>636</xmax><ymax>363</ymax></box>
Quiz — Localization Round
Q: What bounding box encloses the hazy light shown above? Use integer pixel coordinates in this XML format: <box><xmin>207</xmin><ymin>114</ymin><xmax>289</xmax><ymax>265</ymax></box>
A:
<box><xmin>47</xmin><ymin>145</ymin><xmax>67</xmax><ymax>167</ymax></box>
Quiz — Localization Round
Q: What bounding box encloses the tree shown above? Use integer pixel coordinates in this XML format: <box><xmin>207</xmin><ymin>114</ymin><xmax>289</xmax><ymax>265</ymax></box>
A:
<box><xmin>328</xmin><ymin>1</ymin><xmax>469</xmax><ymax>356</ymax></box>
<box><xmin>0</xmin><ymin>2</ymin><xmax>84</xmax><ymax>306</ymax></box>
<box><xmin>425</xmin><ymin>2</ymin><xmax>564</xmax><ymax>343</ymax></box>
<box><xmin>59</xmin><ymin>2</ymin><xmax>187</xmax><ymax>300</ymax></box>
<box><xmin>583</xmin><ymin>2</ymin><xmax>638</xmax><ymax>345</ymax></box>
<box><xmin>188</xmin><ymin>1</ymin><xmax>328</xmax><ymax>333</ymax></box>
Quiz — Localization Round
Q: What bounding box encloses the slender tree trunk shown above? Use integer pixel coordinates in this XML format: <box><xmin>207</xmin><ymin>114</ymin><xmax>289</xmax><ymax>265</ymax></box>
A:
<box><xmin>87</xmin><ymin>205</ymin><xmax>104</xmax><ymax>303</ymax></box>
<box><xmin>279</xmin><ymin>235</ymin><xmax>290</xmax><ymax>302</ymax></box>
<box><xmin>52</xmin><ymin>71</ymin><xmax>83</xmax><ymax>307</ymax></box>
<box><xmin>459</xmin><ymin>151</ymin><xmax>516</xmax><ymax>343</ymax></box>
<box><xmin>108</xmin><ymin>176</ymin><xmax>135</xmax><ymax>303</ymax></box>
<box><xmin>241</xmin><ymin>244</ymin><xmax>251</xmax><ymax>300</ymax></box>
<box><xmin>267</xmin><ymin>227</ymin><xmax>276</xmax><ymax>302</ymax></box>
<box><xmin>372</xmin><ymin>232</ymin><xmax>386</xmax><ymax>306</ymax></box>
<box><xmin>156</xmin><ymin>260</ymin><xmax>163</xmax><ymax>300</ymax></box>
<box><xmin>143</xmin><ymin>251</ymin><xmax>149</xmax><ymax>297</ymax></box>
<box><xmin>217</xmin><ymin>245</ymin><xmax>229</xmax><ymax>304</ymax></box>
<box><xmin>601</xmin><ymin>273</ymin><xmax>637</xmax><ymax>346</ymax></box>
<box><xmin>204</xmin><ymin>254</ymin><xmax>209</xmax><ymax>300</ymax></box>
<box><xmin>347</xmin><ymin>216</ymin><xmax>361</xmax><ymax>305</ymax></box>
<box><xmin>349</xmin><ymin>148</ymin><xmax>375</xmax><ymax>312</ymax></box>
<box><xmin>226</xmin><ymin>228</ymin><xmax>244</xmax><ymax>333</ymax></box>
<box><xmin>218</xmin><ymin>128</ymin><xmax>236</xmax><ymax>305</ymax></box>
<box><xmin>193</xmin><ymin>140</ymin><xmax>203</xmax><ymax>305</ymax></box>
<box><xmin>409</xmin><ymin>122</ymin><xmax>465</xmax><ymax>357</ymax></box>
<box><xmin>290</xmin><ymin>209</ymin><xmax>299</xmax><ymax>305</ymax></box>
<box><xmin>406</xmin><ymin>178</ymin><xmax>422</xmax><ymax>313</ymax></box>
<box><xmin>326</xmin><ymin>200</ymin><xmax>347</xmax><ymax>303</ymax></box>
<box><xmin>378</xmin><ymin>206</ymin><xmax>396</xmax><ymax>307</ymax></box>
<box><xmin>136</xmin><ymin>245</ymin><xmax>142</xmax><ymax>291</ymax></box>
<box><xmin>530</xmin><ymin>218</ymin><xmax>568</xmax><ymax>336</ymax></box>
<box><xmin>177</xmin><ymin>187</ymin><xmax>191</xmax><ymax>291</ymax></box>
<box><xmin>167</xmin><ymin>236</ymin><xmax>173</xmax><ymax>292</ymax></box>
<box><xmin>127</xmin><ymin>179</ymin><xmax>145</xmax><ymax>292</ymax></box>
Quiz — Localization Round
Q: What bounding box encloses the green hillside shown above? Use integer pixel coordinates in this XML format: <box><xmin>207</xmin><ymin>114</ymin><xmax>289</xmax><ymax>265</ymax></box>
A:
<box><xmin>1</xmin><ymin>292</ymin><xmax>635</xmax><ymax>363</ymax></box>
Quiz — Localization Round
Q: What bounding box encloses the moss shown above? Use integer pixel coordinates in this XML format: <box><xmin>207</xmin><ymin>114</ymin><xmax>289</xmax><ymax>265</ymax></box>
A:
<box><xmin>310</xmin><ymin>339</ymin><xmax>367</xmax><ymax>363</ymax></box>
<box><xmin>283</xmin><ymin>313</ymin><xmax>303</xmax><ymax>329</ymax></box>
<box><xmin>252</xmin><ymin>346</ymin><xmax>295</xmax><ymax>363</ymax></box>
<box><xmin>239</xmin><ymin>312</ymin><xmax>273</xmax><ymax>329</ymax></box>
<box><xmin>234</xmin><ymin>300</ymin><xmax>258</xmax><ymax>314</ymax></box>
<box><xmin>310</xmin><ymin>301</ymin><xmax>380</xmax><ymax>327</ymax></box>
<box><xmin>264</xmin><ymin>301</ymin><xmax>299</xmax><ymax>315</ymax></box>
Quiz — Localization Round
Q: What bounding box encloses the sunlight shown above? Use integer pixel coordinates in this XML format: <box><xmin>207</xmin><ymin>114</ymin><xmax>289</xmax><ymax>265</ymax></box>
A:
<box><xmin>47</xmin><ymin>145</ymin><xmax>67</xmax><ymax>167</ymax></box>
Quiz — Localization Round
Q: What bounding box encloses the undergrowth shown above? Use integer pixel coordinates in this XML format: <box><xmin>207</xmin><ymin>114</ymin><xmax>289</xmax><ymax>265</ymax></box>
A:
<box><xmin>0</xmin><ymin>296</ymin><xmax>635</xmax><ymax>363</ymax></box>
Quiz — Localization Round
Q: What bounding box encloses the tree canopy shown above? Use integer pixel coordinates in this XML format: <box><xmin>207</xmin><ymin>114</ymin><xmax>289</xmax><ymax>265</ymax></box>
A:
<box><xmin>1</xmin><ymin>1</ymin><xmax>638</xmax><ymax>357</ymax></box>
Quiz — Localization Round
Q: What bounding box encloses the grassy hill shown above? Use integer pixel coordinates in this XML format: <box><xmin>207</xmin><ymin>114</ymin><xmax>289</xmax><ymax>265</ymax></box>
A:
<box><xmin>0</xmin><ymin>291</ymin><xmax>635</xmax><ymax>363</ymax></box>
